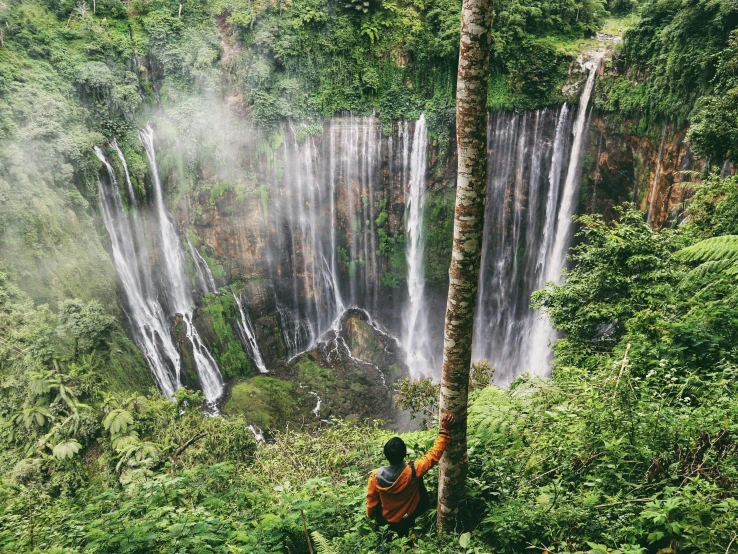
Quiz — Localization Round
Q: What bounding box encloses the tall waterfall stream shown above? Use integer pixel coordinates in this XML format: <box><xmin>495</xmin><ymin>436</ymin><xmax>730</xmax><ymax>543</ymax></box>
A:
<box><xmin>96</xmin><ymin>63</ymin><xmax>598</xmax><ymax>399</ymax></box>
<box><xmin>402</xmin><ymin>114</ymin><xmax>433</xmax><ymax>377</ymax></box>
<box><xmin>474</xmin><ymin>61</ymin><xmax>600</xmax><ymax>383</ymax></box>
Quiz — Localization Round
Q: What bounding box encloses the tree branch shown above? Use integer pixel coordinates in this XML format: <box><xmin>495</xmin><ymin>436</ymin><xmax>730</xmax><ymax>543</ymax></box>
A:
<box><xmin>170</xmin><ymin>432</ymin><xmax>207</xmax><ymax>475</ymax></box>
<box><xmin>301</xmin><ymin>509</ymin><xmax>314</xmax><ymax>554</ymax></box>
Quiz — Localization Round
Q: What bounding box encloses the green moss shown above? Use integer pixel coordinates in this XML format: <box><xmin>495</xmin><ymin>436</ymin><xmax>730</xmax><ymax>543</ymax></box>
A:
<box><xmin>375</xmin><ymin>211</ymin><xmax>388</xmax><ymax>228</ymax></box>
<box><xmin>594</xmin><ymin>75</ymin><xmax>649</xmax><ymax>124</ymax></box>
<box><xmin>209</xmin><ymin>181</ymin><xmax>246</xmax><ymax>206</ymax></box>
<box><xmin>488</xmin><ymin>74</ymin><xmax>514</xmax><ymax>111</ymax></box>
<box><xmin>253</xmin><ymin>184</ymin><xmax>270</xmax><ymax>221</ymax></box>
<box><xmin>337</xmin><ymin>246</ymin><xmax>349</xmax><ymax>266</ymax></box>
<box><xmin>296</xmin><ymin>357</ymin><xmax>335</xmax><ymax>395</ymax></box>
<box><xmin>295</xmin><ymin>123</ymin><xmax>323</xmax><ymax>143</ymax></box>
<box><xmin>103</xmin><ymin>330</ymin><xmax>155</xmax><ymax>394</ymax></box>
<box><xmin>199</xmin><ymin>248</ymin><xmax>226</xmax><ymax>280</ymax></box>
<box><xmin>600</xmin><ymin>13</ymin><xmax>639</xmax><ymax>36</ymax></box>
<box><xmin>199</xmin><ymin>293</ymin><xmax>253</xmax><ymax>379</ymax></box>
<box><xmin>224</xmin><ymin>377</ymin><xmax>304</xmax><ymax>428</ymax></box>
<box><xmin>424</xmin><ymin>187</ymin><xmax>455</xmax><ymax>287</ymax></box>
<box><xmin>378</xmin><ymin>228</ymin><xmax>406</xmax><ymax>288</ymax></box>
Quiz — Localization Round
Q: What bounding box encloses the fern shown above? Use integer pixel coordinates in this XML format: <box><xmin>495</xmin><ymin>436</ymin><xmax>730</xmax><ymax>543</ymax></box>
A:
<box><xmin>676</xmin><ymin>235</ymin><xmax>738</xmax><ymax>288</ymax></box>
<box><xmin>311</xmin><ymin>531</ymin><xmax>338</xmax><ymax>554</ymax></box>
<box><xmin>677</xmin><ymin>235</ymin><xmax>738</xmax><ymax>264</ymax></box>
<box><xmin>679</xmin><ymin>259</ymin><xmax>733</xmax><ymax>288</ymax></box>
<box><xmin>52</xmin><ymin>439</ymin><xmax>81</xmax><ymax>460</ymax></box>
<box><xmin>15</xmin><ymin>399</ymin><xmax>53</xmax><ymax>429</ymax></box>
<box><xmin>468</xmin><ymin>387</ymin><xmax>523</xmax><ymax>446</ymax></box>
<box><xmin>104</xmin><ymin>408</ymin><xmax>134</xmax><ymax>435</ymax></box>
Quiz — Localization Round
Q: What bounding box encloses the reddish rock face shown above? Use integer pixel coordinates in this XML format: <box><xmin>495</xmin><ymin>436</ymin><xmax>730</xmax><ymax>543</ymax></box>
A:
<box><xmin>580</xmin><ymin>115</ymin><xmax>707</xmax><ymax>229</ymax></box>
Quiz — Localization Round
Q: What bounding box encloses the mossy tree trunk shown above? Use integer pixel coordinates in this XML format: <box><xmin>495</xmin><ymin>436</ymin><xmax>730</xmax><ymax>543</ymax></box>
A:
<box><xmin>437</xmin><ymin>0</ymin><xmax>493</xmax><ymax>532</ymax></box>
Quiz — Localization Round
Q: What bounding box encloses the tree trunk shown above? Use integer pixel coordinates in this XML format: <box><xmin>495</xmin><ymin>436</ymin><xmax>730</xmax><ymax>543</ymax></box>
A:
<box><xmin>437</xmin><ymin>0</ymin><xmax>493</xmax><ymax>532</ymax></box>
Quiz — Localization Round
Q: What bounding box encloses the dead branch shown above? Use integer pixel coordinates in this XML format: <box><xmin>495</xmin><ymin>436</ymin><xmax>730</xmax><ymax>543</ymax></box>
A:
<box><xmin>170</xmin><ymin>432</ymin><xmax>207</xmax><ymax>475</ymax></box>
<box><xmin>301</xmin><ymin>509</ymin><xmax>314</xmax><ymax>554</ymax></box>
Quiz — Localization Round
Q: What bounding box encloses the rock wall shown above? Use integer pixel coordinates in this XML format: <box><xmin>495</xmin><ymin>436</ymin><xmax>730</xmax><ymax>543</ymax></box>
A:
<box><xmin>164</xmin><ymin>108</ymin><xmax>704</xmax><ymax>382</ymax></box>
<box><xmin>579</xmin><ymin>116</ymin><xmax>699</xmax><ymax>227</ymax></box>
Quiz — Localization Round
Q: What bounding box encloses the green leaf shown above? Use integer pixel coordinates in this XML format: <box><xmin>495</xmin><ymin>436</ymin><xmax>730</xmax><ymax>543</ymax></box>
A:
<box><xmin>52</xmin><ymin>440</ymin><xmax>81</xmax><ymax>460</ymax></box>
<box><xmin>459</xmin><ymin>532</ymin><xmax>471</xmax><ymax>548</ymax></box>
<box><xmin>104</xmin><ymin>409</ymin><xmax>134</xmax><ymax>435</ymax></box>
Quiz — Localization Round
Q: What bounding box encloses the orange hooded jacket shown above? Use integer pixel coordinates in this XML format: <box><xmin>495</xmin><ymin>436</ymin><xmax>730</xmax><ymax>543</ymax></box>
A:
<box><xmin>366</xmin><ymin>429</ymin><xmax>451</xmax><ymax>524</ymax></box>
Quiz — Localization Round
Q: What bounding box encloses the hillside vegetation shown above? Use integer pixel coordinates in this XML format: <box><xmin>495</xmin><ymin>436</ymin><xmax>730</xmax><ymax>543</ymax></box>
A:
<box><xmin>3</xmin><ymin>0</ymin><xmax>738</xmax><ymax>551</ymax></box>
<box><xmin>4</xmin><ymin>174</ymin><xmax>738</xmax><ymax>552</ymax></box>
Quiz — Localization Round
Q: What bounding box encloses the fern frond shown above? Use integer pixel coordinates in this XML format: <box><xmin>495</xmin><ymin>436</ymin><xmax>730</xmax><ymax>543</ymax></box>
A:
<box><xmin>678</xmin><ymin>259</ymin><xmax>734</xmax><ymax>289</ymax></box>
<box><xmin>677</xmin><ymin>235</ymin><xmax>738</xmax><ymax>264</ymax></box>
<box><xmin>468</xmin><ymin>387</ymin><xmax>522</xmax><ymax>445</ymax></box>
<box><xmin>311</xmin><ymin>531</ymin><xmax>338</xmax><ymax>554</ymax></box>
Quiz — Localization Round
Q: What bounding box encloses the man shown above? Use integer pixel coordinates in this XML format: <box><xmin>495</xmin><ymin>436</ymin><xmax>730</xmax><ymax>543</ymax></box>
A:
<box><xmin>366</xmin><ymin>412</ymin><xmax>456</xmax><ymax>537</ymax></box>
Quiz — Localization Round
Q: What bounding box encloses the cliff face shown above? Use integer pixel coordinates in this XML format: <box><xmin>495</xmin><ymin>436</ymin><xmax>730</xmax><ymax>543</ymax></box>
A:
<box><xmin>125</xmin><ymin>41</ymin><xmax>710</xmax><ymax>405</ymax></box>
<box><xmin>85</xmin><ymin>58</ymin><xmax>718</xmax><ymax>423</ymax></box>
<box><xmin>164</xmin><ymin>106</ymin><xmax>702</xmax><ymax>382</ymax></box>
<box><xmin>579</xmin><ymin>116</ymin><xmax>698</xmax><ymax>227</ymax></box>
<box><xmin>160</xmin><ymin>118</ymin><xmax>452</xmax><ymax>381</ymax></box>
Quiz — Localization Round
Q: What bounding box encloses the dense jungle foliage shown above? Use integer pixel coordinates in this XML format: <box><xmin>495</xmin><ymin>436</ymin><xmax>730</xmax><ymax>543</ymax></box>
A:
<box><xmin>595</xmin><ymin>0</ymin><xmax>738</xmax><ymax>161</ymax></box>
<box><xmin>4</xmin><ymin>0</ymin><xmax>738</xmax><ymax>550</ymax></box>
<box><xmin>5</xmin><ymin>175</ymin><xmax>738</xmax><ymax>552</ymax></box>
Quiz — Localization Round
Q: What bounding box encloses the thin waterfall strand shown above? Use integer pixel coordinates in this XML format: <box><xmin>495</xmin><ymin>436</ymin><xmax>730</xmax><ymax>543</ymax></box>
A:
<box><xmin>189</xmin><ymin>239</ymin><xmax>217</xmax><ymax>294</ymax></box>
<box><xmin>646</xmin><ymin>127</ymin><xmax>667</xmax><ymax>225</ymax></box>
<box><xmin>94</xmin><ymin>146</ymin><xmax>180</xmax><ymax>397</ymax></box>
<box><xmin>140</xmin><ymin>125</ymin><xmax>224</xmax><ymax>403</ymax></box>
<box><xmin>234</xmin><ymin>292</ymin><xmax>268</xmax><ymax>373</ymax></box>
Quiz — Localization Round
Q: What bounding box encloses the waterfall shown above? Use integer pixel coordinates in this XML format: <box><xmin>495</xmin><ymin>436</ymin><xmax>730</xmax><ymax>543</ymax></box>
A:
<box><xmin>139</xmin><ymin>126</ymin><xmax>224</xmax><ymax>404</ymax></box>
<box><xmin>248</xmin><ymin>425</ymin><xmax>265</xmax><ymax>442</ymax></box>
<box><xmin>272</xmin><ymin>115</ymin><xmax>385</xmax><ymax>358</ymax></box>
<box><xmin>536</xmin><ymin>106</ymin><xmax>571</xmax><ymax>277</ymax></box>
<box><xmin>94</xmin><ymin>146</ymin><xmax>180</xmax><ymax>398</ymax></box>
<box><xmin>233</xmin><ymin>292</ymin><xmax>268</xmax><ymax>373</ymax></box>
<box><xmin>364</xmin><ymin>114</ymin><xmax>380</xmax><ymax>313</ymax></box>
<box><xmin>473</xmin><ymin>61</ymin><xmax>599</xmax><ymax>384</ymax></box>
<box><xmin>526</xmin><ymin>60</ymin><xmax>600</xmax><ymax>378</ymax></box>
<box><xmin>401</xmin><ymin>120</ymin><xmax>410</xmax><ymax>204</ymax></box>
<box><xmin>111</xmin><ymin>139</ymin><xmax>156</xmax><ymax>299</ymax></box>
<box><xmin>402</xmin><ymin>115</ymin><xmax>432</xmax><ymax>378</ymax></box>
<box><xmin>188</xmin><ymin>239</ymin><xmax>217</xmax><ymax>294</ymax></box>
<box><xmin>309</xmin><ymin>391</ymin><xmax>322</xmax><ymax>417</ymax></box>
<box><xmin>545</xmin><ymin>60</ymin><xmax>600</xmax><ymax>284</ymax></box>
<box><xmin>108</xmin><ymin>92</ymin><xmax>598</xmax><ymax>389</ymax></box>
<box><xmin>328</xmin><ymin>120</ymin><xmax>345</xmax><ymax>316</ymax></box>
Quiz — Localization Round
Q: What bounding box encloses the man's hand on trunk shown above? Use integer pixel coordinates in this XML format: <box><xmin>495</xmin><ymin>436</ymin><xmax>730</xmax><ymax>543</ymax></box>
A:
<box><xmin>440</xmin><ymin>413</ymin><xmax>456</xmax><ymax>430</ymax></box>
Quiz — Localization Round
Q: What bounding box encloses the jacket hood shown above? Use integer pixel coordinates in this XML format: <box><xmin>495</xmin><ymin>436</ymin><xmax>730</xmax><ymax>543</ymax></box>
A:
<box><xmin>375</xmin><ymin>463</ymin><xmax>411</xmax><ymax>492</ymax></box>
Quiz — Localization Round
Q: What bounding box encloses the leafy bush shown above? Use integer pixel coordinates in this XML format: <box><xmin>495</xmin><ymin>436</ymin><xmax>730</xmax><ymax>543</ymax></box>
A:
<box><xmin>600</xmin><ymin>0</ymin><xmax>738</xmax><ymax>152</ymax></box>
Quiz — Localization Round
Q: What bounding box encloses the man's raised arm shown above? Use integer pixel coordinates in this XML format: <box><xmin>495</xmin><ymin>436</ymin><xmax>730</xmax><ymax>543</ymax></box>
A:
<box><xmin>413</xmin><ymin>413</ymin><xmax>456</xmax><ymax>477</ymax></box>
